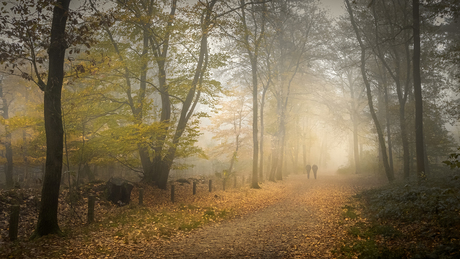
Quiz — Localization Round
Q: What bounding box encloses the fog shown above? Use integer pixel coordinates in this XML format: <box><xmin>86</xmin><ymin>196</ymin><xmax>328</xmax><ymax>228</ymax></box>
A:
<box><xmin>0</xmin><ymin>0</ymin><xmax>458</xmax><ymax>189</ymax></box>
<box><xmin>1</xmin><ymin>1</ymin><xmax>460</xmax><ymax>257</ymax></box>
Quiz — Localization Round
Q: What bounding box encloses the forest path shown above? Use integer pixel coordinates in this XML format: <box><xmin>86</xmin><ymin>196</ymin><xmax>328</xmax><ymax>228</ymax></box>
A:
<box><xmin>152</xmin><ymin>174</ymin><xmax>382</xmax><ymax>258</ymax></box>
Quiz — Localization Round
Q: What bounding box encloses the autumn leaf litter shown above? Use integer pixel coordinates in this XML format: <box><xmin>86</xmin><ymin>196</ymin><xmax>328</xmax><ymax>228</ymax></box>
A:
<box><xmin>0</xmin><ymin>174</ymin><xmax>382</xmax><ymax>258</ymax></box>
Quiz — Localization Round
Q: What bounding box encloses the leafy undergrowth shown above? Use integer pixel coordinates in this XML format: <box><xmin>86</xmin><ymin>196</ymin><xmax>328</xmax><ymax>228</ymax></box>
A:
<box><xmin>0</xmin><ymin>178</ymin><xmax>288</xmax><ymax>258</ymax></box>
<box><xmin>335</xmin><ymin>174</ymin><xmax>460</xmax><ymax>259</ymax></box>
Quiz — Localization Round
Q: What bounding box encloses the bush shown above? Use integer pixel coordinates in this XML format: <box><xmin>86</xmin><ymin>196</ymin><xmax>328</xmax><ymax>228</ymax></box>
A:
<box><xmin>337</xmin><ymin>175</ymin><xmax>460</xmax><ymax>258</ymax></box>
<box><xmin>443</xmin><ymin>147</ymin><xmax>460</xmax><ymax>170</ymax></box>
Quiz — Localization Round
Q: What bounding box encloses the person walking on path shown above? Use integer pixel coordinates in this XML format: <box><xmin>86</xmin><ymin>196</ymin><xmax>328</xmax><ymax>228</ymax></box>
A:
<box><xmin>306</xmin><ymin>164</ymin><xmax>311</xmax><ymax>179</ymax></box>
<box><xmin>312</xmin><ymin>164</ymin><xmax>318</xmax><ymax>179</ymax></box>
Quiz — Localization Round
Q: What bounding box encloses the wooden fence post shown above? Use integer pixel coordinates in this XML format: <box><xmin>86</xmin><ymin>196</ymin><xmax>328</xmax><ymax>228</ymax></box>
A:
<box><xmin>139</xmin><ymin>188</ymin><xmax>144</xmax><ymax>205</ymax></box>
<box><xmin>9</xmin><ymin>205</ymin><xmax>19</xmax><ymax>241</ymax></box>
<box><xmin>223</xmin><ymin>178</ymin><xmax>226</xmax><ymax>191</ymax></box>
<box><xmin>209</xmin><ymin>180</ymin><xmax>212</xmax><ymax>192</ymax></box>
<box><xmin>87</xmin><ymin>195</ymin><xmax>95</xmax><ymax>224</ymax></box>
<box><xmin>193</xmin><ymin>182</ymin><xmax>197</xmax><ymax>195</ymax></box>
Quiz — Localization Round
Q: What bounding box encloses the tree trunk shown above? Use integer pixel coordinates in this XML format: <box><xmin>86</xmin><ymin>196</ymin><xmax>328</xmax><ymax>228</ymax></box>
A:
<box><xmin>156</xmin><ymin>1</ymin><xmax>216</xmax><ymax>189</ymax></box>
<box><xmin>251</xmin><ymin>57</ymin><xmax>260</xmax><ymax>188</ymax></box>
<box><xmin>136</xmin><ymin>26</ymin><xmax>153</xmax><ymax>182</ymax></box>
<box><xmin>402</xmin><ymin>36</ymin><xmax>412</xmax><ymax>180</ymax></box>
<box><xmin>276</xmin><ymin>116</ymin><xmax>285</xmax><ymax>181</ymax></box>
<box><xmin>413</xmin><ymin>0</ymin><xmax>426</xmax><ymax>182</ymax></box>
<box><xmin>384</xmin><ymin>82</ymin><xmax>395</xmax><ymax>174</ymax></box>
<box><xmin>33</xmin><ymin>0</ymin><xmax>70</xmax><ymax>237</ymax></box>
<box><xmin>228</xmin><ymin>134</ymin><xmax>239</xmax><ymax>174</ymax></box>
<box><xmin>5</xmin><ymin>139</ymin><xmax>13</xmax><ymax>188</ymax></box>
<box><xmin>352</xmin><ymin>118</ymin><xmax>359</xmax><ymax>174</ymax></box>
<box><xmin>349</xmin><ymin>76</ymin><xmax>360</xmax><ymax>174</ymax></box>
<box><xmin>259</xmin><ymin>86</ymin><xmax>268</xmax><ymax>181</ymax></box>
<box><xmin>240</xmin><ymin>0</ymin><xmax>263</xmax><ymax>188</ymax></box>
<box><xmin>139</xmin><ymin>146</ymin><xmax>153</xmax><ymax>182</ymax></box>
<box><xmin>302</xmin><ymin>120</ymin><xmax>307</xmax><ymax>172</ymax></box>
<box><xmin>345</xmin><ymin>0</ymin><xmax>394</xmax><ymax>183</ymax></box>
<box><xmin>269</xmin><ymin>138</ymin><xmax>278</xmax><ymax>181</ymax></box>
<box><xmin>372</xmin><ymin>1</ymin><xmax>411</xmax><ymax>180</ymax></box>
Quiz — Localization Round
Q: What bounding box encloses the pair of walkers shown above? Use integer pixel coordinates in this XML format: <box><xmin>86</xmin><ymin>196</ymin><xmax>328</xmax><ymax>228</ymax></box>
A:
<box><xmin>305</xmin><ymin>164</ymin><xmax>318</xmax><ymax>179</ymax></box>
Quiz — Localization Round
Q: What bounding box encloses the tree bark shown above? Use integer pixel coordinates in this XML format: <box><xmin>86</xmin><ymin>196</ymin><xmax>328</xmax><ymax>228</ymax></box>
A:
<box><xmin>383</xmin><ymin>80</ymin><xmax>394</xmax><ymax>173</ymax></box>
<box><xmin>259</xmin><ymin>86</ymin><xmax>268</xmax><ymax>181</ymax></box>
<box><xmin>345</xmin><ymin>0</ymin><xmax>394</xmax><ymax>183</ymax></box>
<box><xmin>150</xmin><ymin>0</ymin><xmax>175</xmax><ymax>184</ymax></box>
<box><xmin>413</xmin><ymin>0</ymin><xmax>426</xmax><ymax>182</ymax></box>
<box><xmin>33</xmin><ymin>0</ymin><xmax>70</xmax><ymax>237</ymax></box>
<box><xmin>250</xmin><ymin>49</ymin><xmax>260</xmax><ymax>188</ymax></box>
<box><xmin>276</xmin><ymin>113</ymin><xmax>285</xmax><ymax>181</ymax></box>
<box><xmin>269</xmin><ymin>137</ymin><xmax>278</xmax><ymax>181</ymax></box>
<box><xmin>240</xmin><ymin>0</ymin><xmax>264</xmax><ymax>189</ymax></box>
<box><xmin>371</xmin><ymin>1</ymin><xmax>410</xmax><ymax>180</ymax></box>
<box><xmin>156</xmin><ymin>0</ymin><xmax>216</xmax><ymax>189</ymax></box>
<box><xmin>349</xmin><ymin>74</ymin><xmax>360</xmax><ymax>174</ymax></box>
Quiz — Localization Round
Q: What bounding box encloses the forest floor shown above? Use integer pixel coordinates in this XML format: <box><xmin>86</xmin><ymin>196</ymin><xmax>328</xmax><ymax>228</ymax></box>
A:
<box><xmin>0</xmin><ymin>173</ymin><xmax>392</xmax><ymax>258</ymax></box>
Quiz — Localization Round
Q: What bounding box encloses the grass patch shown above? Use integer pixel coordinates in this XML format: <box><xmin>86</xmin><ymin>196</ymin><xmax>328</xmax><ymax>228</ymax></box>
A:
<box><xmin>203</xmin><ymin>208</ymin><xmax>216</xmax><ymax>217</ymax></box>
<box><xmin>178</xmin><ymin>220</ymin><xmax>202</xmax><ymax>231</ymax></box>
<box><xmin>88</xmin><ymin>203</ymin><xmax>234</xmax><ymax>242</ymax></box>
<box><xmin>342</xmin><ymin>205</ymin><xmax>358</xmax><ymax>220</ymax></box>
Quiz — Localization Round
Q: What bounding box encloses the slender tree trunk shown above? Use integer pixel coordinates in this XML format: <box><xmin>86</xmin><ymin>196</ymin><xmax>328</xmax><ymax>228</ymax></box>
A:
<box><xmin>372</xmin><ymin>2</ymin><xmax>411</xmax><ymax>180</ymax></box>
<box><xmin>137</xmin><ymin>24</ymin><xmax>153</xmax><ymax>183</ymax></box>
<box><xmin>228</xmin><ymin>133</ymin><xmax>239</xmax><ymax>174</ymax></box>
<box><xmin>403</xmin><ymin>37</ymin><xmax>412</xmax><ymax>180</ymax></box>
<box><xmin>251</xmin><ymin>57</ymin><xmax>260</xmax><ymax>188</ymax></box>
<box><xmin>276</xmin><ymin>115</ymin><xmax>285</xmax><ymax>181</ymax></box>
<box><xmin>383</xmin><ymin>81</ymin><xmax>394</xmax><ymax>173</ymax></box>
<box><xmin>269</xmin><ymin>138</ymin><xmax>278</xmax><ymax>181</ymax></box>
<box><xmin>259</xmin><ymin>87</ymin><xmax>268</xmax><ymax>181</ymax></box>
<box><xmin>349</xmin><ymin>76</ymin><xmax>360</xmax><ymax>174</ymax></box>
<box><xmin>4</xmin><ymin>138</ymin><xmax>13</xmax><ymax>188</ymax></box>
<box><xmin>346</xmin><ymin>0</ymin><xmax>394</xmax><ymax>183</ymax></box>
<box><xmin>151</xmin><ymin>53</ymin><xmax>171</xmax><ymax>185</ymax></box>
<box><xmin>302</xmin><ymin>120</ymin><xmax>307</xmax><ymax>172</ymax></box>
<box><xmin>352</xmin><ymin>118</ymin><xmax>359</xmax><ymax>174</ymax></box>
<box><xmin>240</xmin><ymin>0</ymin><xmax>263</xmax><ymax>188</ymax></box>
<box><xmin>33</xmin><ymin>0</ymin><xmax>70</xmax><ymax>237</ymax></box>
<box><xmin>413</xmin><ymin>0</ymin><xmax>426</xmax><ymax>182</ymax></box>
<box><xmin>156</xmin><ymin>1</ymin><xmax>216</xmax><ymax>189</ymax></box>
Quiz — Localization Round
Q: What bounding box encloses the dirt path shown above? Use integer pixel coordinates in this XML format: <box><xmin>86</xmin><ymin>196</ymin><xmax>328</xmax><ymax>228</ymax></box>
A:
<box><xmin>149</xmin><ymin>174</ymin><xmax>383</xmax><ymax>258</ymax></box>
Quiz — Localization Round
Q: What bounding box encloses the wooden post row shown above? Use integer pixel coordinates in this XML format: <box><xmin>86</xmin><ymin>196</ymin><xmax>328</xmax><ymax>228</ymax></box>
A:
<box><xmin>139</xmin><ymin>188</ymin><xmax>144</xmax><ymax>205</ymax></box>
<box><xmin>171</xmin><ymin>184</ymin><xmax>175</xmax><ymax>203</ymax></box>
<box><xmin>9</xmin><ymin>205</ymin><xmax>19</xmax><ymax>241</ymax></box>
<box><xmin>87</xmin><ymin>195</ymin><xmax>95</xmax><ymax>224</ymax></box>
